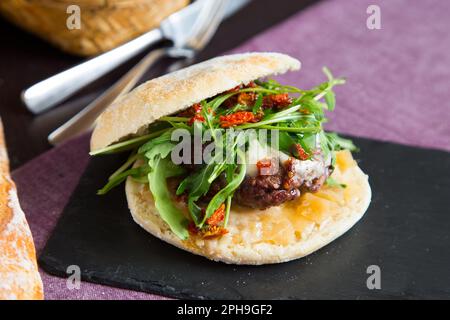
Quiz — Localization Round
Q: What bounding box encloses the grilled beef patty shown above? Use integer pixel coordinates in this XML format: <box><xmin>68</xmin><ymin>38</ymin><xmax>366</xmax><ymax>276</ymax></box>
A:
<box><xmin>180</xmin><ymin>155</ymin><xmax>332</xmax><ymax>210</ymax></box>
<box><xmin>234</xmin><ymin>161</ymin><xmax>332</xmax><ymax>210</ymax></box>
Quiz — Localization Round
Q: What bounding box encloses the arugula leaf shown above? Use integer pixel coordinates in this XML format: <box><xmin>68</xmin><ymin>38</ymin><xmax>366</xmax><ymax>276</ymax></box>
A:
<box><xmin>223</xmin><ymin>103</ymin><xmax>248</xmax><ymax>115</ymax></box>
<box><xmin>236</xmin><ymin>114</ymin><xmax>305</xmax><ymax>130</ymax></box>
<box><xmin>325</xmin><ymin>132</ymin><xmax>359</xmax><ymax>152</ymax></box>
<box><xmin>108</xmin><ymin>152</ymin><xmax>138</xmax><ymax>181</ymax></box>
<box><xmin>200</xmin><ymin>152</ymin><xmax>246</xmax><ymax>227</ymax></box>
<box><xmin>90</xmin><ymin>128</ymin><xmax>170</xmax><ymax>156</ymax></box>
<box><xmin>278</xmin><ymin>131</ymin><xmax>296</xmax><ymax>154</ymax></box>
<box><xmin>209</xmin><ymin>92</ymin><xmax>238</xmax><ymax>110</ymax></box>
<box><xmin>261</xmin><ymin>79</ymin><xmax>281</xmax><ymax>90</ymax></box>
<box><xmin>131</xmin><ymin>176</ymin><xmax>150</xmax><ymax>184</ymax></box>
<box><xmin>98</xmin><ymin>165</ymin><xmax>150</xmax><ymax>195</ymax></box>
<box><xmin>145</xmin><ymin>142</ymin><xmax>174</xmax><ymax>166</ymax></box>
<box><xmin>143</xmin><ymin>140</ymin><xmax>190</xmax><ymax>236</ymax></box>
<box><xmin>138</xmin><ymin>129</ymin><xmax>175</xmax><ymax>154</ymax></box>
<box><xmin>148</xmin><ymin>156</ymin><xmax>188</xmax><ymax>239</ymax></box>
<box><xmin>251</xmin><ymin>124</ymin><xmax>320</xmax><ymax>134</ymax></box>
<box><xmin>187</xmin><ymin>198</ymin><xmax>204</xmax><ymax>225</ymax></box>
<box><xmin>176</xmin><ymin>152</ymin><xmax>222</xmax><ymax>192</ymax></box>
<box><xmin>297</xmin><ymin>96</ymin><xmax>327</xmax><ymax>121</ymax></box>
<box><xmin>177</xmin><ymin>153</ymin><xmax>225</xmax><ymax>225</ymax></box>
<box><xmin>184</xmin><ymin>162</ymin><xmax>218</xmax><ymax>197</ymax></box>
<box><xmin>223</xmin><ymin>164</ymin><xmax>236</xmax><ymax>227</ymax></box>
<box><xmin>158</xmin><ymin>116</ymin><xmax>190</xmax><ymax>122</ymax></box>
<box><xmin>324</xmin><ymin>90</ymin><xmax>336</xmax><ymax>111</ymax></box>
<box><xmin>252</xmin><ymin>94</ymin><xmax>263</xmax><ymax>114</ymax></box>
<box><xmin>298</xmin><ymin>132</ymin><xmax>318</xmax><ymax>155</ymax></box>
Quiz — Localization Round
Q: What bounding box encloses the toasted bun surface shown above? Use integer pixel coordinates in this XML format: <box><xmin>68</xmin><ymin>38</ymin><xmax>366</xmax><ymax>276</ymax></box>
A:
<box><xmin>0</xmin><ymin>120</ymin><xmax>44</xmax><ymax>299</ymax></box>
<box><xmin>126</xmin><ymin>151</ymin><xmax>371</xmax><ymax>265</ymax></box>
<box><xmin>90</xmin><ymin>52</ymin><xmax>300</xmax><ymax>151</ymax></box>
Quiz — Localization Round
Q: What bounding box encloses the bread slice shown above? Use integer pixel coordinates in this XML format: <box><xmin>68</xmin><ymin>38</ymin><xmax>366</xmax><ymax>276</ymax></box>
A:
<box><xmin>90</xmin><ymin>52</ymin><xmax>300</xmax><ymax>151</ymax></box>
<box><xmin>0</xmin><ymin>120</ymin><xmax>44</xmax><ymax>299</ymax></box>
<box><xmin>126</xmin><ymin>151</ymin><xmax>371</xmax><ymax>265</ymax></box>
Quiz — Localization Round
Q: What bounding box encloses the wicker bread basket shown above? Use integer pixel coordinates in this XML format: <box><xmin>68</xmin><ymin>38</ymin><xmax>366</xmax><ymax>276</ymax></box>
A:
<box><xmin>0</xmin><ymin>0</ymin><xmax>189</xmax><ymax>56</ymax></box>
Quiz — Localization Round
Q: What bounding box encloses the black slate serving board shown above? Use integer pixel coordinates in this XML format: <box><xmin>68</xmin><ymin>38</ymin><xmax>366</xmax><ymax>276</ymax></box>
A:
<box><xmin>39</xmin><ymin>137</ymin><xmax>450</xmax><ymax>299</ymax></box>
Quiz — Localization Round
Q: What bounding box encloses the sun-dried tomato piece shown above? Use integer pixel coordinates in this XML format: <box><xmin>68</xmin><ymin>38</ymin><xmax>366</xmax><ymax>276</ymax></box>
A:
<box><xmin>222</xmin><ymin>95</ymin><xmax>238</xmax><ymax>109</ymax></box>
<box><xmin>293</xmin><ymin>144</ymin><xmax>310</xmax><ymax>161</ymax></box>
<box><xmin>177</xmin><ymin>103</ymin><xmax>201</xmax><ymax>117</ymax></box>
<box><xmin>257</xmin><ymin>159</ymin><xmax>272</xmax><ymax>169</ymax></box>
<box><xmin>263</xmin><ymin>93</ymin><xmax>292</xmax><ymax>109</ymax></box>
<box><xmin>225</xmin><ymin>82</ymin><xmax>256</xmax><ymax>94</ymax></box>
<box><xmin>219</xmin><ymin>111</ymin><xmax>260</xmax><ymax>128</ymax></box>
<box><xmin>188</xmin><ymin>114</ymin><xmax>205</xmax><ymax>125</ymax></box>
<box><xmin>282</xmin><ymin>158</ymin><xmax>297</xmax><ymax>190</ymax></box>
<box><xmin>223</xmin><ymin>82</ymin><xmax>259</xmax><ymax>107</ymax></box>
<box><xmin>256</xmin><ymin>159</ymin><xmax>274</xmax><ymax>175</ymax></box>
<box><xmin>188</xmin><ymin>222</ymin><xmax>228</xmax><ymax>239</ymax></box>
<box><xmin>271</xmin><ymin>93</ymin><xmax>292</xmax><ymax>106</ymax></box>
<box><xmin>245</xmin><ymin>81</ymin><xmax>257</xmax><ymax>88</ymax></box>
<box><xmin>206</xmin><ymin>203</ymin><xmax>225</xmax><ymax>226</ymax></box>
<box><xmin>226</xmin><ymin>85</ymin><xmax>242</xmax><ymax>94</ymax></box>
<box><xmin>201</xmin><ymin>225</ymin><xmax>229</xmax><ymax>239</ymax></box>
<box><xmin>237</xmin><ymin>92</ymin><xmax>257</xmax><ymax>106</ymax></box>
<box><xmin>177</xmin><ymin>108</ymin><xmax>195</xmax><ymax>117</ymax></box>
<box><xmin>192</xmin><ymin>103</ymin><xmax>202</xmax><ymax>113</ymax></box>
<box><xmin>187</xmin><ymin>103</ymin><xmax>205</xmax><ymax>125</ymax></box>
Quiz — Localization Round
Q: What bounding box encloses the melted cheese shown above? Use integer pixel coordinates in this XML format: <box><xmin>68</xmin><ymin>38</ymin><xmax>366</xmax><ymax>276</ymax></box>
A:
<box><xmin>226</xmin><ymin>150</ymin><xmax>355</xmax><ymax>245</ymax></box>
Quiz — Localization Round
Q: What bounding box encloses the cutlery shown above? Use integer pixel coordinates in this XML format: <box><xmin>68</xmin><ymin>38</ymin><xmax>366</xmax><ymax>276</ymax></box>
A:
<box><xmin>23</xmin><ymin>0</ymin><xmax>248</xmax><ymax>114</ymax></box>
<box><xmin>48</xmin><ymin>0</ymin><xmax>236</xmax><ymax>145</ymax></box>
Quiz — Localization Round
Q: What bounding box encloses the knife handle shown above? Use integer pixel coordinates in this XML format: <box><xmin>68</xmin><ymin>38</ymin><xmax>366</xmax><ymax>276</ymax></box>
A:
<box><xmin>22</xmin><ymin>28</ymin><xmax>164</xmax><ymax>115</ymax></box>
<box><xmin>47</xmin><ymin>48</ymin><xmax>168</xmax><ymax>146</ymax></box>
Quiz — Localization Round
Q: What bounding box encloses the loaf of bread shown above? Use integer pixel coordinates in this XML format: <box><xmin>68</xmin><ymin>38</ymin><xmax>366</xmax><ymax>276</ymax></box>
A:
<box><xmin>0</xmin><ymin>0</ymin><xmax>189</xmax><ymax>56</ymax></box>
<box><xmin>0</xmin><ymin>120</ymin><xmax>43</xmax><ymax>299</ymax></box>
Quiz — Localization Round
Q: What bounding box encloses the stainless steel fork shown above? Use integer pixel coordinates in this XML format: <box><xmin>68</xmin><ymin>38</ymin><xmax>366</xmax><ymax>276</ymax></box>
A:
<box><xmin>48</xmin><ymin>0</ymin><xmax>227</xmax><ymax>145</ymax></box>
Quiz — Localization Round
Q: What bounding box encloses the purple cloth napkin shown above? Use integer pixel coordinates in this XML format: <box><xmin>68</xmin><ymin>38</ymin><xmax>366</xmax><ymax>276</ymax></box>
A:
<box><xmin>11</xmin><ymin>0</ymin><xmax>450</xmax><ymax>299</ymax></box>
<box><xmin>12</xmin><ymin>134</ymin><xmax>163</xmax><ymax>299</ymax></box>
<box><xmin>225</xmin><ymin>0</ymin><xmax>450</xmax><ymax>152</ymax></box>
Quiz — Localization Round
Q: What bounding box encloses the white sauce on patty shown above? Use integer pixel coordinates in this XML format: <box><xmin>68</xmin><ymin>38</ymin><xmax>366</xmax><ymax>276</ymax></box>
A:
<box><xmin>245</xmin><ymin>135</ymin><xmax>330</xmax><ymax>183</ymax></box>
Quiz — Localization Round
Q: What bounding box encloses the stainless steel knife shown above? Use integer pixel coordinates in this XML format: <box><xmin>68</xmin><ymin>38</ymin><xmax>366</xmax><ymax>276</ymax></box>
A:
<box><xmin>22</xmin><ymin>0</ymin><xmax>250</xmax><ymax>114</ymax></box>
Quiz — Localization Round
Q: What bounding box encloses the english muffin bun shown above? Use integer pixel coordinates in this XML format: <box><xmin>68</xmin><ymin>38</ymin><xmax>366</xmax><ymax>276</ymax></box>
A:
<box><xmin>90</xmin><ymin>52</ymin><xmax>301</xmax><ymax>151</ymax></box>
<box><xmin>126</xmin><ymin>150</ymin><xmax>371</xmax><ymax>264</ymax></box>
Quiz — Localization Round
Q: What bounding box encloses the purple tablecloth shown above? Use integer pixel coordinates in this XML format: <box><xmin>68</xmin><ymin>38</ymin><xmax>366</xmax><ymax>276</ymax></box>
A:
<box><xmin>11</xmin><ymin>0</ymin><xmax>450</xmax><ymax>299</ymax></box>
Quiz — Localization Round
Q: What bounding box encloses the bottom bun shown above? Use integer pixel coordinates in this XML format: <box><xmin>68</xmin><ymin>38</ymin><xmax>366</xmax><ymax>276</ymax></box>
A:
<box><xmin>125</xmin><ymin>150</ymin><xmax>371</xmax><ymax>265</ymax></box>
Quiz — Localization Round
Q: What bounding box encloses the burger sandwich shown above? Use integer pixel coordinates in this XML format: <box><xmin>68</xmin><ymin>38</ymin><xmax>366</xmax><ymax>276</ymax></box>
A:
<box><xmin>90</xmin><ymin>52</ymin><xmax>371</xmax><ymax>265</ymax></box>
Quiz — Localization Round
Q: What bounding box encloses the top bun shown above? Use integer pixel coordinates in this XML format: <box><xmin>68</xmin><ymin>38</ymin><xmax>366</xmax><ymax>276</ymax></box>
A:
<box><xmin>90</xmin><ymin>52</ymin><xmax>301</xmax><ymax>151</ymax></box>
